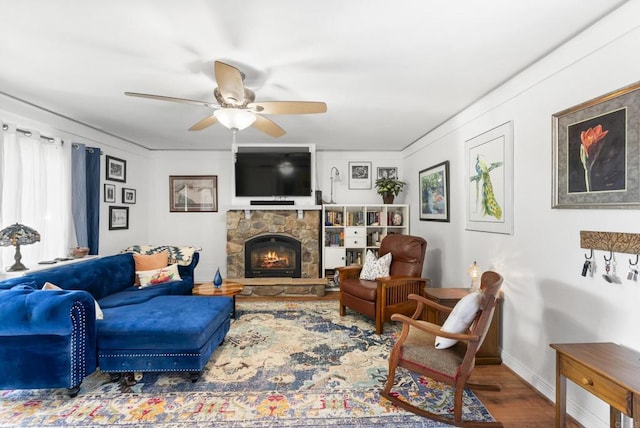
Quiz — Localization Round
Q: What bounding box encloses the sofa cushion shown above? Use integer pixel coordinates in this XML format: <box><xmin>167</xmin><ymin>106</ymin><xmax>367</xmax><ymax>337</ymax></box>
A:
<box><xmin>133</xmin><ymin>252</ymin><xmax>169</xmax><ymax>285</ymax></box>
<box><xmin>137</xmin><ymin>263</ymin><xmax>182</xmax><ymax>288</ymax></box>
<box><xmin>97</xmin><ymin>295</ymin><xmax>232</xmax><ymax>350</ymax></box>
<box><xmin>97</xmin><ymin>279</ymin><xmax>193</xmax><ymax>309</ymax></box>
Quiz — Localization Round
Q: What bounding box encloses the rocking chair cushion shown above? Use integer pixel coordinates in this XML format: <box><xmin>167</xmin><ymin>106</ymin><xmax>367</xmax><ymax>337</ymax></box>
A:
<box><xmin>402</xmin><ymin>321</ymin><xmax>466</xmax><ymax>378</ymax></box>
<box><xmin>435</xmin><ymin>291</ymin><xmax>482</xmax><ymax>349</ymax></box>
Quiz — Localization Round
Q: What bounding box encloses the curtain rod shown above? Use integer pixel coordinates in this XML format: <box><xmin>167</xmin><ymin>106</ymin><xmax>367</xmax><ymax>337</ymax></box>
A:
<box><xmin>2</xmin><ymin>123</ymin><xmax>62</xmax><ymax>144</ymax></box>
<box><xmin>71</xmin><ymin>143</ymin><xmax>103</xmax><ymax>154</ymax></box>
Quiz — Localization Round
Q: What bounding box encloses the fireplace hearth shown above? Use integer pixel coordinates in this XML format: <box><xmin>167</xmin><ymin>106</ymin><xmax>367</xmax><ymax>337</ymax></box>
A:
<box><xmin>244</xmin><ymin>234</ymin><xmax>302</xmax><ymax>278</ymax></box>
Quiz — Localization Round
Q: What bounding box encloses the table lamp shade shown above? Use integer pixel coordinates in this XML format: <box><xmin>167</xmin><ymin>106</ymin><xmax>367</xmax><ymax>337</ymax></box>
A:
<box><xmin>0</xmin><ymin>223</ymin><xmax>41</xmax><ymax>271</ymax></box>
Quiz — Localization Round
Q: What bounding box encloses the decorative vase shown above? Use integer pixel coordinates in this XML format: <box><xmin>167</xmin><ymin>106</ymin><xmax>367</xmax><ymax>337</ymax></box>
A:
<box><xmin>382</xmin><ymin>194</ymin><xmax>394</xmax><ymax>204</ymax></box>
<box><xmin>213</xmin><ymin>268</ymin><xmax>223</xmax><ymax>288</ymax></box>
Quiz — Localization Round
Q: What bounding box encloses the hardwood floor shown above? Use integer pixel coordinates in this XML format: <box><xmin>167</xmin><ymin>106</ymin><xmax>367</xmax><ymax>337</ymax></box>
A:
<box><xmin>471</xmin><ymin>364</ymin><xmax>581</xmax><ymax>428</ymax></box>
<box><xmin>238</xmin><ymin>292</ymin><xmax>581</xmax><ymax>427</ymax></box>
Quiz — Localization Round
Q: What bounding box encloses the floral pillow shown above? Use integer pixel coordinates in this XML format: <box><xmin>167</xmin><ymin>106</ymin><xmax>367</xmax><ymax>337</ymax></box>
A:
<box><xmin>136</xmin><ymin>264</ymin><xmax>182</xmax><ymax>288</ymax></box>
<box><xmin>359</xmin><ymin>250</ymin><xmax>392</xmax><ymax>281</ymax></box>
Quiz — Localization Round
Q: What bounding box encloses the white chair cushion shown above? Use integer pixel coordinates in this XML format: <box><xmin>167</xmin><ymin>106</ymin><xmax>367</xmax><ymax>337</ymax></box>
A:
<box><xmin>435</xmin><ymin>291</ymin><xmax>482</xmax><ymax>349</ymax></box>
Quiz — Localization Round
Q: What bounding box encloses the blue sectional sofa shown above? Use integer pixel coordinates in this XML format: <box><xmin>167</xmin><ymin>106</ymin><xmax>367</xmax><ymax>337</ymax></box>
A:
<box><xmin>0</xmin><ymin>250</ymin><xmax>233</xmax><ymax>395</ymax></box>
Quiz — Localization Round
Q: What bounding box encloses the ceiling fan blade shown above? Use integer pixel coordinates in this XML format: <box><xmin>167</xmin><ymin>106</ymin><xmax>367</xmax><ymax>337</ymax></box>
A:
<box><xmin>214</xmin><ymin>61</ymin><xmax>245</xmax><ymax>105</ymax></box>
<box><xmin>252</xmin><ymin>115</ymin><xmax>286</xmax><ymax>137</ymax></box>
<box><xmin>124</xmin><ymin>92</ymin><xmax>215</xmax><ymax>108</ymax></box>
<box><xmin>188</xmin><ymin>115</ymin><xmax>218</xmax><ymax>131</ymax></box>
<box><xmin>249</xmin><ymin>101</ymin><xmax>327</xmax><ymax>115</ymax></box>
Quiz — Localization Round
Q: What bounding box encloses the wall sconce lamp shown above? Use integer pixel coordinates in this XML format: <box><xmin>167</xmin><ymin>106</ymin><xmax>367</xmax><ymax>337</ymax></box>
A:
<box><xmin>0</xmin><ymin>223</ymin><xmax>41</xmax><ymax>271</ymax></box>
<box><xmin>466</xmin><ymin>261</ymin><xmax>481</xmax><ymax>292</ymax></box>
<box><xmin>329</xmin><ymin>167</ymin><xmax>341</xmax><ymax>204</ymax></box>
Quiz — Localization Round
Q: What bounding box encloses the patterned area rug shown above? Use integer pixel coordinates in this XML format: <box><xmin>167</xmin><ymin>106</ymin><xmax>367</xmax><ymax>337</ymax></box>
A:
<box><xmin>0</xmin><ymin>300</ymin><xmax>496</xmax><ymax>427</ymax></box>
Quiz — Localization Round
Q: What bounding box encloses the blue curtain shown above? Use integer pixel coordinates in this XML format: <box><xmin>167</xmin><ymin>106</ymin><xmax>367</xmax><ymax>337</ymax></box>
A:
<box><xmin>71</xmin><ymin>144</ymin><xmax>101</xmax><ymax>254</ymax></box>
<box><xmin>85</xmin><ymin>148</ymin><xmax>100</xmax><ymax>254</ymax></box>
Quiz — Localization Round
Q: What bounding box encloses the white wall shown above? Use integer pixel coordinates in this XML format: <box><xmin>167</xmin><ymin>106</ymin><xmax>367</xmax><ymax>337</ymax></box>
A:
<box><xmin>402</xmin><ymin>3</ymin><xmax>640</xmax><ymax>426</ymax></box>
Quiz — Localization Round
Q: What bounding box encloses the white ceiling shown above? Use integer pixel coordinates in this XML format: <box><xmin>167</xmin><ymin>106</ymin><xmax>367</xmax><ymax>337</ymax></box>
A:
<box><xmin>0</xmin><ymin>0</ymin><xmax>628</xmax><ymax>151</ymax></box>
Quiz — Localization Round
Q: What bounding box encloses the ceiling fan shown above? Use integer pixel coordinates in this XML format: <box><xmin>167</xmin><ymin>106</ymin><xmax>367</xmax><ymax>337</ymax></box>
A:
<box><xmin>125</xmin><ymin>61</ymin><xmax>327</xmax><ymax>137</ymax></box>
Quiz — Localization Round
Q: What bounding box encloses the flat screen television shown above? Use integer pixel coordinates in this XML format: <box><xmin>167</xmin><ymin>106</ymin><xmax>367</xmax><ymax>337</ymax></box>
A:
<box><xmin>235</xmin><ymin>149</ymin><xmax>312</xmax><ymax>197</ymax></box>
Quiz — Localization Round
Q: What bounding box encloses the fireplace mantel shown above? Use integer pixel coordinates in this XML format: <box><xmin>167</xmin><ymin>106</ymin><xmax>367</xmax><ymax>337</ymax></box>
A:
<box><xmin>226</xmin><ymin>205</ymin><xmax>322</xmax><ymax>219</ymax></box>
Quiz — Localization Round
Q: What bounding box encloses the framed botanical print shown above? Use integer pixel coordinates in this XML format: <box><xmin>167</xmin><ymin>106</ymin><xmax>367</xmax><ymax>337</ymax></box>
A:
<box><xmin>552</xmin><ymin>81</ymin><xmax>640</xmax><ymax>208</ymax></box>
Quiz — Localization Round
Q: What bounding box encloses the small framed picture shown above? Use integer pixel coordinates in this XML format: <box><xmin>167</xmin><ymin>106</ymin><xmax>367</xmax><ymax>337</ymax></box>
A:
<box><xmin>419</xmin><ymin>161</ymin><xmax>450</xmax><ymax>222</ymax></box>
<box><xmin>104</xmin><ymin>183</ymin><xmax>116</xmax><ymax>203</ymax></box>
<box><xmin>106</xmin><ymin>155</ymin><xmax>126</xmax><ymax>182</ymax></box>
<box><xmin>348</xmin><ymin>161</ymin><xmax>372</xmax><ymax>190</ymax></box>
<box><xmin>122</xmin><ymin>188</ymin><xmax>136</xmax><ymax>204</ymax></box>
<box><xmin>108</xmin><ymin>206</ymin><xmax>129</xmax><ymax>230</ymax></box>
<box><xmin>169</xmin><ymin>175</ymin><xmax>218</xmax><ymax>212</ymax></box>
<box><xmin>377</xmin><ymin>167</ymin><xmax>398</xmax><ymax>179</ymax></box>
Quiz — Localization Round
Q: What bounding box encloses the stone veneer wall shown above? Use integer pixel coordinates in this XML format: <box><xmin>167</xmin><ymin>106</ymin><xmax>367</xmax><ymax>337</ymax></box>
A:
<box><xmin>226</xmin><ymin>210</ymin><xmax>321</xmax><ymax>278</ymax></box>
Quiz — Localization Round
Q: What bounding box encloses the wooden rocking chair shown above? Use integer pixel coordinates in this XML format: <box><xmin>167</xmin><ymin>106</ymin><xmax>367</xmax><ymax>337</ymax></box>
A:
<box><xmin>380</xmin><ymin>271</ymin><xmax>504</xmax><ymax>427</ymax></box>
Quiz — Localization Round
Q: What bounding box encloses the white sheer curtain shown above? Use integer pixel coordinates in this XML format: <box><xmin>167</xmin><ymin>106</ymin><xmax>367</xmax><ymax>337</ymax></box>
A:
<box><xmin>0</xmin><ymin>123</ymin><xmax>72</xmax><ymax>268</ymax></box>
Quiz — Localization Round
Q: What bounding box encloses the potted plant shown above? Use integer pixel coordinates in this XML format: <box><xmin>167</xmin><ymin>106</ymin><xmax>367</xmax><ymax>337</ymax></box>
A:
<box><xmin>375</xmin><ymin>177</ymin><xmax>406</xmax><ymax>204</ymax></box>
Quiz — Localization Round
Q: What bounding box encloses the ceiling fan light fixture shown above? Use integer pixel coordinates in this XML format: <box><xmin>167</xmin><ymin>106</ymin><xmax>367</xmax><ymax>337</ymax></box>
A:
<box><xmin>214</xmin><ymin>108</ymin><xmax>256</xmax><ymax>131</ymax></box>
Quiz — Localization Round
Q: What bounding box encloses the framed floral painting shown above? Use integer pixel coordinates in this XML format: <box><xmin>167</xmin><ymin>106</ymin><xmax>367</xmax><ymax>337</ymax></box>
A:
<box><xmin>552</xmin><ymin>81</ymin><xmax>640</xmax><ymax>208</ymax></box>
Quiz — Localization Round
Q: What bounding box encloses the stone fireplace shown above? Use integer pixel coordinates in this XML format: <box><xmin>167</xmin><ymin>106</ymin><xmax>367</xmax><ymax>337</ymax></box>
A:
<box><xmin>226</xmin><ymin>209</ymin><xmax>321</xmax><ymax>279</ymax></box>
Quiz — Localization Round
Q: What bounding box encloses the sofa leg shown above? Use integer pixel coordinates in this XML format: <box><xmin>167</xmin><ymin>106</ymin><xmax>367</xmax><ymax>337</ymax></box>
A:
<box><xmin>189</xmin><ymin>371</ymin><xmax>202</xmax><ymax>383</ymax></box>
<box><xmin>67</xmin><ymin>385</ymin><xmax>81</xmax><ymax>398</ymax></box>
<box><xmin>123</xmin><ymin>372</ymin><xmax>138</xmax><ymax>386</ymax></box>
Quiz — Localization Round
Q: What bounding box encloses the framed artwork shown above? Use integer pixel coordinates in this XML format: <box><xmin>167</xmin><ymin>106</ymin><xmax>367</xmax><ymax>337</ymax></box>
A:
<box><xmin>104</xmin><ymin>183</ymin><xmax>116</xmax><ymax>203</ymax></box>
<box><xmin>122</xmin><ymin>188</ymin><xmax>136</xmax><ymax>204</ymax></box>
<box><xmin>105</xmin><ymin>155</ymin><xmax>126</xmax><ymax>182</ymax></box>
<box><xmin>465</xmin><ymin>121</ymin><xmax>514</xmax><ymax>234</ymax></box>
<box><xmin>419</xmin><ymin>161</ymin><xmax>450</xmax><ymax>222</ymax></box>
<box><xmin>169</xmin><ymin>175</ymin><xmax>218</xmax><ymax>212</ymax></box>
<box><xmin>108</xmin><ymin>206</ymin><xmax>129</xmax><ymax>230</ymax></box>
<box><xmin>377</xmin><ymin>167</ymin><xmax>398</xmax><ymax>179</ymax></box>
<box><xmin>348</xmin><ymin>161</ymin><xmax>372</xmax><ymax>189</ymax></box>
<box><xmin>552</xmin><ymin>81</ymin><xmax>640</xmax><ymax>209</ymax></box>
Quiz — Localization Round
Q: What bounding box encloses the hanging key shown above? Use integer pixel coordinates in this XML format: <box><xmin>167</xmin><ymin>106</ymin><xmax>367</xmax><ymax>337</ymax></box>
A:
<box><xmin>581</xmin><ymin>260</ymin><xmax>591</xmax><ymax>277</ymax></box>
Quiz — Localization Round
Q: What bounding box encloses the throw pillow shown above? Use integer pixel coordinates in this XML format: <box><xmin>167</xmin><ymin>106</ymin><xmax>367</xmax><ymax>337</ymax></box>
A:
<box><xmin>133</xmin><ymin>251</ymin><xmax>169</xmax><ymax>285</ymax></box>
<box><xmin>43</xmin><ymin>282</ymin><xmax>104</xmax><ymax>320</ymax></box>
<box><xmin>137</xmin><ymin>263</ymin><xmax>182</xmax><ymax>288</ymax></box>
<box><xmin>435</xmin><ymin>291</ymin><xmax>482</xmax><ymax>349</ymax></box>
<box><xmin>359</xmin><ymin>250</ymin><xmax>392</xmax><ymax>281</ymax></box>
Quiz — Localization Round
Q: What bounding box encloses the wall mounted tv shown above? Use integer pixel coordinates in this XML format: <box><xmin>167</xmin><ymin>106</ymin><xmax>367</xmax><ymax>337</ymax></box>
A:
<box><xmin>234</xmin><ymin>148</ymin><xmax>312</xmax><ymax>197</ymax></box>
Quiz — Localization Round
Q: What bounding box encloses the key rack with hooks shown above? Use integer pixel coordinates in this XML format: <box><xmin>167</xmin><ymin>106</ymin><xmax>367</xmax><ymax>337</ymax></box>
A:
<box><xmin>580</xmin><ymin>230</ymin><xmax>640</xmax><ymax>254</ymax></box>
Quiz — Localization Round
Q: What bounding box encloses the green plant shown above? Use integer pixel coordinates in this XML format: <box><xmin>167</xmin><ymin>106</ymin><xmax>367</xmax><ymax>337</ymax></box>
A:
<box><xmin>375</xmin><ymin>176</ymin><xmax>406</xmax><ymax>196</ymax></box>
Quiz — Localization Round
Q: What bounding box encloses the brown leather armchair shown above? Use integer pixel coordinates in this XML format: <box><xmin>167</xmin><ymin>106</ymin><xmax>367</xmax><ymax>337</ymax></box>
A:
<box><xmin>337</xmin><ymin>234</ymin><xmax>428</xmax><ymax>334</ymax></box>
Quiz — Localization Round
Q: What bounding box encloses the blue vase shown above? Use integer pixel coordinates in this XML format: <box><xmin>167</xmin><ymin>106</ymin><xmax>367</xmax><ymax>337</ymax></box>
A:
<box><xmin>213</xmin><ymin>268</ymin><xmax>223</xmax><ymax>288</ymax></box>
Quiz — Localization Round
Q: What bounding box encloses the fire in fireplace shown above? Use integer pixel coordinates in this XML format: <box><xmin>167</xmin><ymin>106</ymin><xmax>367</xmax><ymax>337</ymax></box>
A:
<box><xmin>244</xmin><ymin>234</ymin><xmax>302</xmax><ymax>278</ymax></box>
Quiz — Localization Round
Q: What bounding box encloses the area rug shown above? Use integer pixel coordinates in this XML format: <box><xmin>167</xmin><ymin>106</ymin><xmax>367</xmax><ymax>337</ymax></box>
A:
<box><xmin>0</xmin><ymin>300</ymin><xmax>496</xmax><ymax>427</ymax></box>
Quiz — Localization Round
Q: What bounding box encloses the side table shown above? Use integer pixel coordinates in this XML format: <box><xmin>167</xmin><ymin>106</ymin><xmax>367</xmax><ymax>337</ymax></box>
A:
<box><xmin>193</xmin><ymin>281</ymin><xmax>244</xmax><ymax>319</ymax></box>
<box><xmin>550</xmin><ymin>342</ymin><xmax>640</xmax><ymax>428</ymax></box>
<box><xmin>423</xmin><ymin>287</ymin><xmax>503</xmax><ymax>365</ymax></box>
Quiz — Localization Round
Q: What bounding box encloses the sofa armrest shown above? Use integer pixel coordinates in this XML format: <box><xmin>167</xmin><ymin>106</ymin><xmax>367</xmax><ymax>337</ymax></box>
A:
<box><xmin>0</xmin><ymin>288</ymin><xmax>98</xmax><ymax>390</ymax></box>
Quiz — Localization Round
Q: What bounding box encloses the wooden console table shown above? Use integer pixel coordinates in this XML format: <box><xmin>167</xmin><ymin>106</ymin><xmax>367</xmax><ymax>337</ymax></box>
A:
<box><xmin>423</xmin><ymin>287</ymin><xmax>502</xmax><ymax>364</ymax></box>
<box><xmin>550</xmin><ymin>342</ymin><xmax>640</xmax><ymax>427</ymax></box>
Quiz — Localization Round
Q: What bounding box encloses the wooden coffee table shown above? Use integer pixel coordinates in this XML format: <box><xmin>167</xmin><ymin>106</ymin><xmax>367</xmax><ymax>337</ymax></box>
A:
<box><xmin>192</xmin><ymin>281</ymin><xmax>244</xmax><ymax>319</ymax></box>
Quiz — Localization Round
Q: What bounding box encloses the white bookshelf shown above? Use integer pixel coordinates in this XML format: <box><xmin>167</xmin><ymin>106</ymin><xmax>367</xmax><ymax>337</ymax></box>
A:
<box><xmin>322</xmin><ymin>204</ymin><xmax>409</xmax><ymax>279</ymax></box>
